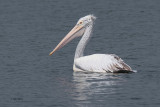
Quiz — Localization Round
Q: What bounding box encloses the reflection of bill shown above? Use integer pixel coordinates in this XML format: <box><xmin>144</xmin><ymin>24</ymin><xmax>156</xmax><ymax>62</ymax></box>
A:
<box><xmin>72</xmin><ymin>72</ymin><xmax>125</xmax><ymax>105</ymax></box>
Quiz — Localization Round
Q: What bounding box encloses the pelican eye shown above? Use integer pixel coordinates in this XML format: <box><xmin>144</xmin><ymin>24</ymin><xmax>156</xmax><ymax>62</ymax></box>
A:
<box><xmin>79</xmin><ymin>21</ymin><xmax>83</xmax><ymax>24</ymax></box>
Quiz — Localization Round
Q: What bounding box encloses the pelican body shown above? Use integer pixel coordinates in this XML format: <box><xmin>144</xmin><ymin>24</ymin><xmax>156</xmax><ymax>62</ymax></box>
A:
<box><xmin>50</xmin><ymin>15</ymin><xmax>134</xmax><ymax>73</ymax></box>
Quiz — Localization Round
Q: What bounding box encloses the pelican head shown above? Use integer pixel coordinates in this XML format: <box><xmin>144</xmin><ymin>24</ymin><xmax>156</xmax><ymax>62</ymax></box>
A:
<box><xmin>76</xmin><ymin>14</ymin><xmax>96</xmax><ymax>27</ymax></box>
<box><xmin>49</xmin><ymin>14</ymin><xmax>96</xmax><ymax>55</ymax></box>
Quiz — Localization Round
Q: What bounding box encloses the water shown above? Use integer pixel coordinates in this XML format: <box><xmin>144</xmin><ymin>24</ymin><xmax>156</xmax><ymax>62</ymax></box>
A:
<box><xmin>0</xmin><ymin>0</ymin><xmax>160</xmax><ymax>107</ymax></box>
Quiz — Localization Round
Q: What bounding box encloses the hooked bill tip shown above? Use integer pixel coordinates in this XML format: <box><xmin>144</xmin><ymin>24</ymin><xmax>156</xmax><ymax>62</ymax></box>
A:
<box><xmin>49</xmin><ymin>52</ymin><xmax>53</xmax><ymax>56</ymax></box>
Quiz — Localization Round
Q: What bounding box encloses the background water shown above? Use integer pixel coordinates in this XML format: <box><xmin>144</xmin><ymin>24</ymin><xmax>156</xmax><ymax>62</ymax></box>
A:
<box><xmin>0</xmin><ymin>0</ymin><xmax>160</xmax><ymax>107</ymax></box>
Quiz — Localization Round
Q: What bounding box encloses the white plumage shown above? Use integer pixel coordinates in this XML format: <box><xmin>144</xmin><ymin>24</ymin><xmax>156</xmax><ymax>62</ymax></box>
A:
<box><xmin>50</xmin><ymin>15</ymin><xmax>134</xmax><ymax>73</ymax></box>
<box><xmin>74</xmin><ymin>54</ymin><xmax>132</xmax><ymax>72</ymax></box>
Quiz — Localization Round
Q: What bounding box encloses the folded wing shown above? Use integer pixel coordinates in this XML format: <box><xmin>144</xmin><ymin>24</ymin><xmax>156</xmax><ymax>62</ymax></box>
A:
<box><xmin>74</xmin><ymin>54</ymin><xmax>132</xmax><ymax>73</ymax></box>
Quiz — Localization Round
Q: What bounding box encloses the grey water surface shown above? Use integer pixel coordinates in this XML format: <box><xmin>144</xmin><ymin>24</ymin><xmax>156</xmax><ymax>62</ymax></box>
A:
<box><xmin>0</xmin><ymin>0</ymin><xmax>160</xmax><ymax>107</ymax></box>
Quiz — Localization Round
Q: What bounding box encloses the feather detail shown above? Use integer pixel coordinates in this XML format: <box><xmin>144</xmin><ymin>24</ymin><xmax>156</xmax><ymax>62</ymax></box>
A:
<box><xmin>74</xmin><ymin>54</ymin><xmax>133</xmax><ymax>73</ymax></box>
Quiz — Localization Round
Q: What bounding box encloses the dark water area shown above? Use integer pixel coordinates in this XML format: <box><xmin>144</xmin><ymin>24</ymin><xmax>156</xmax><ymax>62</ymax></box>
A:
<box><xmin>0</xmin><ymin>0</ymin><xmax>160</xmax><ymax>107</ymax></box>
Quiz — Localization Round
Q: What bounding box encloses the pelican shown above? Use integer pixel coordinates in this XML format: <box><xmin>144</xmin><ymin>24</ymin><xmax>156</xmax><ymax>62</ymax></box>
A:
<box><xmin>49</xmin><ymin>15</ymin><xmax>135</xmax><ymax>73</ymax></box>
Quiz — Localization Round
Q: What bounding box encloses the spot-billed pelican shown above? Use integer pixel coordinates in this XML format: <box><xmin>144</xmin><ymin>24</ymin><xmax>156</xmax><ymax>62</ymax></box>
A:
<box><xmin>49</xmin><ymin>15</ymin><xmax>135</xmax><ymax>73</ymax></box>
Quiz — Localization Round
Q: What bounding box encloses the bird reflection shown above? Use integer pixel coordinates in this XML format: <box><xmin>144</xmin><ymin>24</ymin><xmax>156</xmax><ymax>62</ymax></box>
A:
<box><xmin>72</xmin><ymin>72</ymin><xmax>125</xmax><ymax>104</ymax></box>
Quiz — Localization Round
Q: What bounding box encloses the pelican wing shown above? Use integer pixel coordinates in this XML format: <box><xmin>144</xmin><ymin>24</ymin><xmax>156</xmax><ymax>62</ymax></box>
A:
<box><xmin>74</xmin><ymin>54</ymin><xmax>132</xmax><ymax>73</ymax></box>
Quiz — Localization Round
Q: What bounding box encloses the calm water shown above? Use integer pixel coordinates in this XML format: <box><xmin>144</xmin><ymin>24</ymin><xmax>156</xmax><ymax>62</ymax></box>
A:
<box><xmin>0</xmin><ymin>0</ymin><xmax>160</xmax><ymax>107</ymax></box>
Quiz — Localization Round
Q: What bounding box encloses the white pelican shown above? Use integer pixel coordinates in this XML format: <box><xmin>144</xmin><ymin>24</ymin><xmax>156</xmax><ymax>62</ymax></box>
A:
<box><xmin>49</xmin><ymin>15</ymin><xmax>135</xmax><ymax>73</ymax></box>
